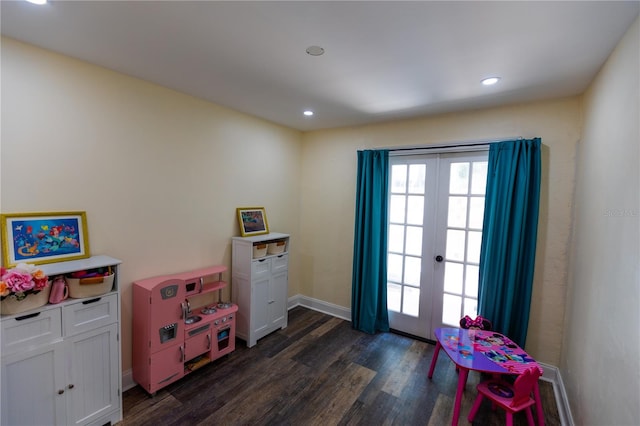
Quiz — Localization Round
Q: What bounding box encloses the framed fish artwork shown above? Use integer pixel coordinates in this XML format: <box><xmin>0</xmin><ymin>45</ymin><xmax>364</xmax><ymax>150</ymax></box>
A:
<box><xmin>1</xmin><ymin>211</ymin><xmax>90</xmax><ymax>267</ymax></box>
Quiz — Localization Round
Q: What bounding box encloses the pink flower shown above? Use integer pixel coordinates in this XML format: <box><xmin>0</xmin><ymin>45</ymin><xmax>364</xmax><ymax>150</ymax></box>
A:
<box><xmin>0</xmin><ymin>264</ymin><xmax>49</xmax><ymax>301</ymax></box>
<box><xmin>2</xmin><ymin>269</ymin><xmax>35</xmax><ymax>293</ymax></box>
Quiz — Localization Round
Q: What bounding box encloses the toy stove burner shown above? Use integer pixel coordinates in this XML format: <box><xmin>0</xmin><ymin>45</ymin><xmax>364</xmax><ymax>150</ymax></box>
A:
<box><xmin>217</xmin><ymin>302</ymin><xmax>232</xmax><ymax>309</ymax></box>
<box><xmin>201</xmin><ymin>306</ymin><xmax>218</xmax><ymax>315</ymax></box>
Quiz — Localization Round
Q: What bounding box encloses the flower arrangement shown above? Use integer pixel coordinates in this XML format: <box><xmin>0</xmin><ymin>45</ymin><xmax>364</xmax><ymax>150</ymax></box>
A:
<box><xmin>0</xmin><ymin>263</ymin><xmax>49</xmax><ymax>302</ymax></box>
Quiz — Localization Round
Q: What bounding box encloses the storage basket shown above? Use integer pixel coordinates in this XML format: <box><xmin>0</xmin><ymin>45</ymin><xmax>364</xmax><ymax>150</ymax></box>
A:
<box><xmin>68</xmin><ymin>273</ymin><xmax>114</xmax><ymax>298</ymax></box>
<box><xmin>267</xmin><ymin>240</ymin><xmax>286</xmax><ymax>255</ymax></box>
<box><xmin>0</xmin><ymin>284</ymin><xmax>51</xmax><ymax>315</ymax></box>
<box><xmin>253</xmin><ymin>243</ymin><xmax>267</xmax><ymax>259</ymax></box>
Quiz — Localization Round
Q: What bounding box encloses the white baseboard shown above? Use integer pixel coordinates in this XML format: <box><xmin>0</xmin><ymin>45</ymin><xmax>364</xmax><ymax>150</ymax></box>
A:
<box><xmin>288</xmin><ymin>294</ymin><xmax>351</xmax><ymax>321</ymax></box>
<box><xmin>537</xmin><ymin>362</ymin><xmax>574</xmax><ymax>426</ymax></box>
<box><xmin>122</xmin><ymin>368</ymin><xmax>136</xmax><ymax>392</ymax></box>
<box><xmin>122</xmin><ymin>293</ymin><xmax>574</xmax><ymax>426</ymax></box>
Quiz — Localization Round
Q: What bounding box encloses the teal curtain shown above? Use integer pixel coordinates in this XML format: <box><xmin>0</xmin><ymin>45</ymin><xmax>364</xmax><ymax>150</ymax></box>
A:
<box><xmin>478</xmin><ymin>138</ymin><xmax>541</xmax><ymax>347</ymax></box>
<box><xmin>351</xmin><ymin>150</ymin><xmax>390</xmax><ymax>334</ymax></box>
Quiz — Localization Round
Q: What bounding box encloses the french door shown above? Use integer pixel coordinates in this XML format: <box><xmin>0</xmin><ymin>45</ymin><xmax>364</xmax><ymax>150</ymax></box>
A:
<box><xmin>387</xmin><ymin>151</ymin><xmax>488</xmax><ymax>339</ymax></box>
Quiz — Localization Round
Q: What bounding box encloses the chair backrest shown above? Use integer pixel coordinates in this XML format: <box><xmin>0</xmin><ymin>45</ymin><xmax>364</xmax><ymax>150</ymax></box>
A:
<box><xmin>460</xmin><ymin>315</ymin><xmax>492</xmax><ymax>330</ymax></box>
<box><xmin>510</xmin><ymin>367</ymin><xmax>542</xmax><ymax>407</ymax></box>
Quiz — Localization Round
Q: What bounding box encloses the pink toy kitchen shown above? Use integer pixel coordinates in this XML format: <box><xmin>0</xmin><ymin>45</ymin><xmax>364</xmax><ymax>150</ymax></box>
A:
<box><xmin>132</xmin><ymin>265</ymin><xmax>237</xmax><ymax>395</ymax></box>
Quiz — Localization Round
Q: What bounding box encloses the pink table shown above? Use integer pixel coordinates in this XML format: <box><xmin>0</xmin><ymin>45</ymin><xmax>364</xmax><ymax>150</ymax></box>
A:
<box><xmin>427</xmin><ymin>327</ymin><xmax>544</xmax><ymax>426</ymax></box>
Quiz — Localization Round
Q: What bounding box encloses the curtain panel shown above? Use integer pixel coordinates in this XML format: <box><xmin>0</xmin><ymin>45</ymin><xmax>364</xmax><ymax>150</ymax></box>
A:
<box><xmin>478</xmin><ymin>138</ymin><xmax>542</xmax><ymax>347</ymax></box>
<box><xmin>351</xmin><ymin>150</ymin><xmax>390</xmax><ymax>334</ymax></box>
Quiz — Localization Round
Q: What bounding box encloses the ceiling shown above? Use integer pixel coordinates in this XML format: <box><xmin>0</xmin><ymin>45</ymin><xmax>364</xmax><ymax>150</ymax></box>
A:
<box><xmin>2</xmin><ymin>1</ymin><xmax>638</xmax><ymax>131</ymax></box>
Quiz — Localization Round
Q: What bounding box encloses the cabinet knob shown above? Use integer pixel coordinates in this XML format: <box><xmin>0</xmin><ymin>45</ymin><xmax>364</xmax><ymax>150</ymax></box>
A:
<box><xmin>68</xmin><ymin>384</ymin><xmax>75</xmax><ymax>389</ymax></box>
<box><xmin>58</xmin><ymin>389</ymin><xmax>65</xmax><ymax>395</ymax></box>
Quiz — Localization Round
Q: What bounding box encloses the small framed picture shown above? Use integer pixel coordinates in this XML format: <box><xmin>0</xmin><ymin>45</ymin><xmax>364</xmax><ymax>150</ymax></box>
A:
<box><xmin>236</xmin><ymin>207</ymin><xmax>269</xmax><ymax>237</ymax></box>
<box><xmin>1</xmin><ymin>211</ymin><xmax>91</xmax><ymax>267</ymax></box>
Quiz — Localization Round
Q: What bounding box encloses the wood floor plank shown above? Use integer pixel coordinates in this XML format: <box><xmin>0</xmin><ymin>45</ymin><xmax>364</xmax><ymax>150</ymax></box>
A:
<box><xmin>381</xmin><ymin>340</ymin><xmax>428</xmax><ymax>397</ymax></box>
<box><xmin>428</xmin><ymin>393</ymin><xmax>454</xmax><ymax>426</ymax></box>
<box><xmin>281</xmin><ymin>359</ymin><xmax>377</xmax><ymax>425</ymax></box>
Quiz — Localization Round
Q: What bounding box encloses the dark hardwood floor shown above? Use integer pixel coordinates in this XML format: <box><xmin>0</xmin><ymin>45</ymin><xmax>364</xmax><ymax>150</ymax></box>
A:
<box><xmin>120</xmin><ymin>307</ymin><xmax>561</xmax><ymax>426</ymax></box>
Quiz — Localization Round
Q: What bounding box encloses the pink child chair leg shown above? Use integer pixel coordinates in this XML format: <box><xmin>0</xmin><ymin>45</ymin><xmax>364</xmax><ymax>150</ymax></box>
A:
<box><xmin>468</xmin><ymin>393</ymin><xmax>484</xmax><ymax>422</ymax></box>
<box><xmin>526</xmin><ymin>407</ymin><xmax>535</xmax><ymax>426</ymax></box>
<box><xmin>506</xmin><ymin>413</ymin><xmax>514</xmax><ymax>426</ymax></box>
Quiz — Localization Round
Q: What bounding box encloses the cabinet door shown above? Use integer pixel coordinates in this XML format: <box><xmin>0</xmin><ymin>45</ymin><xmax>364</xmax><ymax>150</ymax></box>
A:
<box><xmin>269</xmin><ymin>270</ymin><xmax>288</xmax><ymax>329</ymax></box>
<box><xmin>66</xmin><ymin>323</ymin><xmax>120</xmax><ymax>426</ymax></box>
<box><xmin>184</xmin><ymin>323</ymin><xmax>212</xmax><ymax>361</ymax></box>
<box><xmin>1</xmin><ymin>341</ymin><xmax>67</xmax><ymax>426</ymax></box>
<box><xmin>251</xmin><ymin>276</ymin><xmax>270</xmax><ymax>339</ymax></box>
<box><xmin>149</xmin><ymin>344</ymin><xmax>185</xmax><ymax>394</ymax></box>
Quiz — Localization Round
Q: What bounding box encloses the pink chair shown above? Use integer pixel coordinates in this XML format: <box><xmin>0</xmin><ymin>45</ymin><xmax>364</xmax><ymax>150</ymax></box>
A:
<box><xmin>468</xmin><ymin>366</ymin><xmax>542</xmax><ymax>426</ymax></box>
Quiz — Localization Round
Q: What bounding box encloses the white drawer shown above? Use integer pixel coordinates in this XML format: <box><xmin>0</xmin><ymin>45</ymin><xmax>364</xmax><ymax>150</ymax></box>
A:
<box><xmin>252</xmin><ymin>257</ymin><xmax>271</xmax><ymax>276</ymax></box>
<box><xmin>63</xmin><ymin>293</ymin><xmax>117</xmax><ymax>336</ymax></box>
<box><xmin>1</xmin><ymin>307</ymin><xmax>62</xmax><ymax>355</ymax></box>
<box><xmin>271</xmin><ymin>254</ymin><xmax>288</xmax><ymax>272</ymax></box>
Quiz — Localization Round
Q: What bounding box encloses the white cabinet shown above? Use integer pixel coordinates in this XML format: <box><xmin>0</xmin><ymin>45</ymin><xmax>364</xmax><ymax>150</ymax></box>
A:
<box><xmin>232</xmin><ymin>233</ymin><xmax>289</xmax><ymax>347</ymax></box>
<box><xmin>1</xmin><ymin>256</ymin><xmax>122</xmax><ymax>426</ymax></box>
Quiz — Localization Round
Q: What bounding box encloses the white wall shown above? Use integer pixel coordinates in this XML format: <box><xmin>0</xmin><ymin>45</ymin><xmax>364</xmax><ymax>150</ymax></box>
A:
<box><xmin>563</xmin><ymin>18</ymin><xmax>639</xmax><ymax>426</ymax></box>
<box><xmin>300</xmin><ymin>98</ymin><xmax>582</xmax><ymax>365</ymax></box>
<box><xmin>0</xmin><ymin>37</ymin><xmax>303</xmax><ymax>373</ymax></box>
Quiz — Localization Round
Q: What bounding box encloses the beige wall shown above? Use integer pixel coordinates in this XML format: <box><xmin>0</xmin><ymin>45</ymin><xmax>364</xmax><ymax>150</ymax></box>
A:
<box><xmin>1</xmin><ymin>38</ymin><xmax>302</xmax><ymax>373</ymax></box>
<box><xmin>564</xmin><ymin>18</ymin><xmax>639</xmax><ymax>425</ymax></box>
<box><xmin>301</xmin><ymin>98</ymin><xmax>582</xmax><ymax>365</ymax></box>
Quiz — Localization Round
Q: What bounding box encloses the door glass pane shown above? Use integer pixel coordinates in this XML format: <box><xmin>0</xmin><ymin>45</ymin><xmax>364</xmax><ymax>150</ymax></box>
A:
<box><xmin>387</xmin><ymin>253</ymin><xmax>403</xmax><ymax>282</ymax></box>
<box><xmin>443</xmin><ymin>262</ymin><xmax>463</xmax><ymax>294</ymax></box>
<box><xmin>389</xmin><ymin>195</ymin><xmax>406</xmax><ymax>223</ymax></box>
<box><xmin>442</xmin><ymin>294</ymin><xmax>462</xmax><ymax>326</ymax></box>
<box><xmin>463</xmin><ymin>298</ymin><xmax>478</xmax><ymax>318</ymax></box>
<box><xmin>407</xmin><ymin>195</ymin><xmax>424</xmax><ymax>225</ymax></box>
<box><xmin>405</xmin><ymin>226</ymin><xmax>423</xmax><ymax>256</ymax></box>
<box><xmin>387</xmin><ymin>283</ymin><xmax>401</xmax><ymax>312</ymax></box>
<box><xmin>403</xmin><ymin>286</ymin><xmax>420</xmax><ymax>316</ymax></box>
<box><xmin>467</xmin><ymin>231</ymin><xmax>482</xmax><ymax>264</ymax></box>
<box><xmin>447</xmin><ymin>196</ymin><xmax>468</xmax><ymax>228</ymax></box>
<box><xmin>449</xmin><ymin>163</ymin><xmax>469</xmax><ymax>194</ymax></box>
<box><xmin>408</xmin><ymin>164</ymin><xmax>426</xmax><ymax>194</ymax></box>
<box><xmin>388</xmin><ymin>224</ymin><xmax>405</xmax><ymax>253</ymax></box>
<box><xmin>471</xmin><ymin>162</ymin><xmax>488</xmax><ymax>195</ymax></box>
<box><xmin>391</xmin><ymin>164</ymin><xmax>407</xmax><ymax>193</ymax></box>
<box><xmin>465</xmin><ymin>265</ymin><xmax>479</xmax><ymax>297</ymax></box>
<box><xmin>468</xmin><ymin>197</ymin><xmax>485</xmax><ymax>229</ymax></box>
<box><xmin>445</xmin><ymin>229</ymin><xmax>465</xmax><ymax>261</ymax></box>
<box><xmin>404</xmin><ymin>256</ymin><xmax>421</xmax><ymax>286</ymax></box>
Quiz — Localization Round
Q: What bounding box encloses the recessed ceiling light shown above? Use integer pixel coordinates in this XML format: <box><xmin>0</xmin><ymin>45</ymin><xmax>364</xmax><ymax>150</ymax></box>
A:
<box><xmin>303</xmin><ymin>110</ymin><xmax>314</xmax><ymax>116</ymax></box>
<box><xmin>306</xmin><ymin>46</ymin><xmax>325</xmax><ymax>56</ymax></box>
<box><xmin>481</xmin><ymin>77</ymin><xmax>501</xmax><ymax>86</ymax></box>
<box><xmin>25</xmin><ymin>0</ymin><xmax>47</xmax><ymax>4</ymax></box>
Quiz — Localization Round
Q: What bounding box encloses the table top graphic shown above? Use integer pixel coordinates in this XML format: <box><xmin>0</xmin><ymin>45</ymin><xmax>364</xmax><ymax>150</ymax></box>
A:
<box><xmin>436</xmin><ymin>328</ymin><xmax>543</xmax><ymax>375</ymax></box>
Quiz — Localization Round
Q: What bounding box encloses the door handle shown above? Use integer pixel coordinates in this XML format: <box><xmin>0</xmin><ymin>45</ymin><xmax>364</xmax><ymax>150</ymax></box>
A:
<box><xmin>435</xmin><ymin>255</ymin><xmax>444</xmax><ymax>263</ymax></box>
